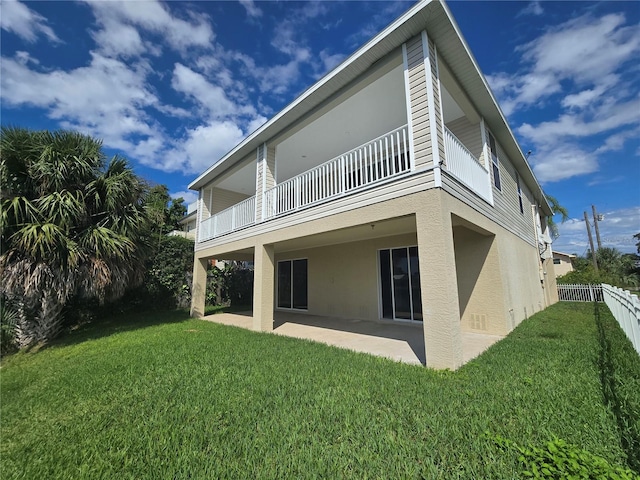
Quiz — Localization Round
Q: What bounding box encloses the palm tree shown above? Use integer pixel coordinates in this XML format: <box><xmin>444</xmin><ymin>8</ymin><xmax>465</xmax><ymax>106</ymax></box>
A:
<box><xmin>0</xmin><ymin>127</ymin><xmax>149</xmax><ymax>348</ymax></box>
<box><xmin>546</xmin><ymin>194</ymin><xmax>569</xmax><ymax>239</ymax></box>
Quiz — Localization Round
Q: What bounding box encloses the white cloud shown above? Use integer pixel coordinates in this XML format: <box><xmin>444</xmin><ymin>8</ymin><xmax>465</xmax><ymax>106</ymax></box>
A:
<box><xmin>0</xmin><ymin>52</ymin><xmax>170</xmax><ymax>166</ymax></box>
<box><xmin>530</xmin><ymin>144</ymin><xmax>599</xmax><ymax>182</ymax></box>
<box><xmin>319</xmin><ymin>50</ymin><xmax>345</xmax><ymax>73</ymax></box>
<box><xmin>246</xmin><ymin>115</ymin><xmax>267</xmax><ymax>135</ymax></box>
<box><xmin>595</xmin><ymin>126</ymin><xmax>640</xmax><ymax>154</ymax></box>
<box><xmin>554</xmin><ymin>207</ymin><xmax>640</xmax><ymax>254</ymax></box>
<box><xmin>239</xmin><ymin>0</ymin><xmax>262</xmax><ymax>19</ymax></box>
<box><xmin>167</xmin><ymin>121</ymin><xmax>246</xmax><ymax>174</ymax></box>
<box><xmin>518</xmin><ymin>1</ymin><xmax>544</xmax><ymax>17</ymax></box>
<box><xmin>170</xmin><ymin>190</ymin><xmax>198</xmax><ymax>205</ymax></box>
<box><xmin>518</xmin><ymin>96</ymin><xmax>640</xmax><ymax>146</ymax></box>
<box><xmin>489</xmin><ymin>10</ymin><xmax>640</xmax><ymax>183</ymax></box>
<box><xmin>91</xmin><ymin>16</ymin><xmax>146</xmax><ymax>58</ymax></box>
<box><xmin>0</xmin><ymin>0</ymin><xmax>60</xmax><ymax>43</ymax></box>
<box><xmin>172</xmin><ymin>63</ymin><xmax>239</xmax><ymax>119</ymax></box>
<box><xmin>85</xmin><ymin>0</ymin><xmax>214</xmax><ymax>57</ymax></box>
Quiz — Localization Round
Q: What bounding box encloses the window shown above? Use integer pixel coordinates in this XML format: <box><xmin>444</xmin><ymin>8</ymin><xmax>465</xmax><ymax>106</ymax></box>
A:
<box><xmin>488</xmin><ymin>132</ymin><xmax>501</xmax><ymax>191</ymax></box>
<box><xmin>553</xmin><ymin>258</ymin><xmax>561</xmax><ymax>265</ymax></box>
<box><xmin>515</xmin><ymin>172</ymin><xmax>524</xmax><ymax>214</ymax></box>
<box><xmin>277</xmin><ymin>259</ymin><xmax>308</xmax><ymax>309</ymax></box>
<box><xmin>379</xmin><ymin>246</ymin><xmax>422</xmax><ymax>321</ymax></box>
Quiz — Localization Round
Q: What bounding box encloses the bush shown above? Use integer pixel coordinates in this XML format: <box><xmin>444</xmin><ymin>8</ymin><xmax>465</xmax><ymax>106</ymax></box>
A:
<box><xmin>491</xmin><ymin>434</ymin><xmax>638</xmax><ymax>479</ymax></box>
<box><xmin>145</xmin><ymin>236</ymin><xmax>195</xmax><ymax>309</ymax></box>
<box><xmin>206</xmin><ymin>262</ymin><xmax>253</xmax><ymax>308</ymax></box>
<box><xmin>1</xmin><ymin>300</ymin><xmax>18</xmax><ymax>355</ymax></box>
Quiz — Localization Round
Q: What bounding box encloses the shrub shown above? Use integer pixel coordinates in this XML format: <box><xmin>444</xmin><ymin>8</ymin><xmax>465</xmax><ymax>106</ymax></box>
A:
<box><xmin>0</xmin><ymin>299</ymin><xmax>18</xmax><ymax>355</ymax></box>
<box><xmin>145</xmin><ymin>236</ymin><xmax>195</xmax><ymax>309</ymax></box>
<box><xmin>206</xmin><ymin>262</ymin><xmax>253</xmax><ymax>308</ymax></box>
<box><xmin>491</xmin><ymin>434</ymin><xmax>638</xmax><ymax>479</ymax></box>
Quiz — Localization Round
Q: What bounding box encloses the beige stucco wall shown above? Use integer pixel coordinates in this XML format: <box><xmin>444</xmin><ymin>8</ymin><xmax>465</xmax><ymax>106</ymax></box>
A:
<box><xmin>553</xmin><ymin>257</ymin><xmax>574</xmax><ymax>277</ymax></box>
<box><xmin>441</xmin><ymin>192</ymin><xmax>555</xmax><ymax>333</ymax></box>
<box><xmin>453</xmin><ymin>225</ymin><xmax>509</xmax><ymax>335</ymax></box>
<box><xmin>275</xmin><ymin>233</ymin><xmax>417</xmax><ymax>322</ymax></box>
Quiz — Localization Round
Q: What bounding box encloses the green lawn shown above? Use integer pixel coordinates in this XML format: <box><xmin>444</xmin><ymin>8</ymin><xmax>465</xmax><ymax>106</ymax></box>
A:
<box><xmin>1</xmin><ymin>303</ymin><xmax>638</xmax><ymax>479</ymax></box>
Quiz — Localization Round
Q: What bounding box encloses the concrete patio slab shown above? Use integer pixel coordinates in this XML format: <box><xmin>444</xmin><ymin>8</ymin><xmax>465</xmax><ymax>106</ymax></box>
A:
<box><xmin>201</xmin><ymin>311</ymin><xmax>504</xmax><ymax>367</ymax></box>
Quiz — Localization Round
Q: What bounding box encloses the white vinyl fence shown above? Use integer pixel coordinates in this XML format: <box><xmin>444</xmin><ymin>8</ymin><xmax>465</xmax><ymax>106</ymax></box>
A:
<box><xmin>557</xmin><ymin>284</ymin><xmax>603</xmax><ymax>302</ymax></box>
<box><xmin>602</xmin><ymin>284</ymin><xmax>640</xmax><ymax>354</ymax></box>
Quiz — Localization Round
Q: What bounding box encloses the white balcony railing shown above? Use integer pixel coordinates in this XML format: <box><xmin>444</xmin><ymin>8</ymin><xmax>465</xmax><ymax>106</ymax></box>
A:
<box><xmin>444</xmin><ymin>126</ymin><xmax>492</xmax><ymax>203</ymax></box>
<box><xmin>264</xmin><ymin>125</ymin><xmax>410</xmax><ymax>220</ymax></box>
<box><xmin>199</xmin><ymin>195</ymin><xmax>255</xmax><ymax>242</ymax></box>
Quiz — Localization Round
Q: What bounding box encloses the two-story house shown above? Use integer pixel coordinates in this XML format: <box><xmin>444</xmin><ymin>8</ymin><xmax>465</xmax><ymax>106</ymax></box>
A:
<box><xmin>188</xmin><ymin>0</ymin><xmax>558</xmax><ymax>369</ymax></box>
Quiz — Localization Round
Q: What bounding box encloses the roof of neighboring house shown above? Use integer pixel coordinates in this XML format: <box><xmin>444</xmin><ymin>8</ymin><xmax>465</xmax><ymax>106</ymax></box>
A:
<box><xmin>188</xmin><ymin>0</ymin><xmax>552</xmax><ymax>216</ymax></box>
<box><xmin>178</xmin><ymin>210</ymin><xmax>197</xmax><ymax>225</ymax></box>
<box><xmin>553</xmin><ymin>251</ymin><xmax>577</xmax><ymax>259</ymax></box>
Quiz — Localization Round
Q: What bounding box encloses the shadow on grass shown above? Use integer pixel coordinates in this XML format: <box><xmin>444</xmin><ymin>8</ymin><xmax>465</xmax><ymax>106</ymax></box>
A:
<box><xmin>43</xmin><ymin>308</ymin><xmax>192</xmax><ymax>351</ymax></box>
<box><xmin>594</xmin><ymin>301</ymin><xmax>640</xmax><ymax>472</ymax></box>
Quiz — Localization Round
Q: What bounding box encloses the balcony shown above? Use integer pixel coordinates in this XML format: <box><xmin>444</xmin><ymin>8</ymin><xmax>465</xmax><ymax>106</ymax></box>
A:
<box><xmin>443</xmin><ymin>126</ymin><xmax>492</xmax><ymax>203</ymax></box>
<box><xmin>265</xmin><ymin>125</ymin><xmax>410</xmax><ymax>220</ymax></box>
<box><xmin>199</xmin><ymin>195</ymin><xmax>256</xmax><ymax>242</ymax></box>
<box><xmin>198</xmin><ymin>124</ymin><xmax>490</xmax><ymax>242</ymax></box>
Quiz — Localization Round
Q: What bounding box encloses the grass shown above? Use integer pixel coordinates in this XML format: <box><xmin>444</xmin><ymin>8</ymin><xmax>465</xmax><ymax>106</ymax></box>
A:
<box><xmin>1</xmin><ymin>302</ymin><xmax>639</xmax><ymax>479</ymax></box>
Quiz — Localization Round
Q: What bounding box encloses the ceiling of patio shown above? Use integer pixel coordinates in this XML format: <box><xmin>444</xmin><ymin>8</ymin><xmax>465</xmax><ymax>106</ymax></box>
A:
<box><xmin>213</xmin><ymin>62</ymin><xmax>465</xmax><ymax>196</ymax></box>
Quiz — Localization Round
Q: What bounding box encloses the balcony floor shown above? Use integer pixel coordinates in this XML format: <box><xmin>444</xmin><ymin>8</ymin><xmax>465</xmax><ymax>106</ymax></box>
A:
<box><xmin>201</xmin><ymin>311</ymin><xmax>503</xmax><ymax>366</ymax></box>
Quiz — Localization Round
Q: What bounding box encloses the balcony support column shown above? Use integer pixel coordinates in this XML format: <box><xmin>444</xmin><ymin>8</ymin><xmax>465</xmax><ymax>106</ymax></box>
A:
<box><xmin>190</xmin><ymin>256</ymin><xmax>208</xmax><ymax>318</ymax></box>
<box><xmin>416</xmin><ymin>192</ymin><xmax>463</xmax><ymax>369</ymax></box>
<box><xmin>253</xmin><ymin>243</ymin><xmax>275</xmax><ymax>332</ymax></box>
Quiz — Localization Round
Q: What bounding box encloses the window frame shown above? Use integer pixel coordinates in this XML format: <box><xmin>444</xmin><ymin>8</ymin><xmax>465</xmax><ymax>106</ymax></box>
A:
<box><xmin>515</xmin><ymin>172</ymin><xmax>524</xmax><ymax>214</ymax></box>
<box><xmin>487</xmin><ymin>131</ymin><xmax>501</xmax><ymax>191</ymax></box>
<box><xmin>276</xmin><ymin>258</ymin><xmax>308</xmax><ymax>311</ymax></box>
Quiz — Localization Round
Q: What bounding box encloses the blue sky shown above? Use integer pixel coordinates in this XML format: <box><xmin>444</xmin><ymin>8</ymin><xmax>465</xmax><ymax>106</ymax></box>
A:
<box><xmin>1</xmin><ymin>0</ymin><xmax>638</xmax><ymax>254</ymax></box>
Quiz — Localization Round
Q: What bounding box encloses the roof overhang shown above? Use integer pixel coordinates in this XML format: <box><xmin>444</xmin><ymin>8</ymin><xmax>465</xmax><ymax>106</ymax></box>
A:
<box><xmin>188</xmin><ymin>0</ymin><xmax>552</xmax><ymax>216</ymax></box>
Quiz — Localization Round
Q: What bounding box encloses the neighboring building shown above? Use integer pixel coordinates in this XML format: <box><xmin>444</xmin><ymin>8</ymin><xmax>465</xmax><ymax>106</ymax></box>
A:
<box><xmin>552</xmin><ymin>251</ymin><xmax>576</xmax><ymax>278</ymax></box>
<box><xmin>188</xmin><ymin>0</ymin><xmax>558</xmax><ymax>369</ymax></box>
<box><xmin>168</xmin><ymin>201</ymin><xmax>198</xmax><ymax>240</ymax></box>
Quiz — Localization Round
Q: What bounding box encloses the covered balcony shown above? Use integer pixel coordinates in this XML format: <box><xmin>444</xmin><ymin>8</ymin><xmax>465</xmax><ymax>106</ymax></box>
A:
<box><xmin>197</xmin><ymin>53</ymin><xmax>492</xmax><ymax>243</ymax></box>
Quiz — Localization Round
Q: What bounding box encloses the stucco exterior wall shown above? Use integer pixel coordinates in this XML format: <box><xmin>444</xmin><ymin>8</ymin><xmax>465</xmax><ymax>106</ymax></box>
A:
<box><xmin>442</xmin><ymin>192</ymin><xmax>554</xmax><ymax>333</ymax></box>
<box><xmin>553</xmin><ymin>256</ymin><xmax>574</xmax><ymax>277</ymax></box>
<box><xmin>275</xmin><ymin>233</ymin><xmax>418</xmax><ymax>322</ymax></box>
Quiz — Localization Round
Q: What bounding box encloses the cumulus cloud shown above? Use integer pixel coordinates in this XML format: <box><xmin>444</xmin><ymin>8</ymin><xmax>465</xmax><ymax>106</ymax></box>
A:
<box><xmin>489</xmin><ymin>11</ymin><xmax>640</xmax><ymax>183</ymax></box>
<box><xmin>85</xmin><ymin>0</ymin><xmax>214</xmax><ymax>58</ymax></box>
<box><xmin>1</xmin><ymin>0</ymin><xmax>60</xmax><ymax>43</ymax></box>
<box><xmin>168</xmin><ymin>121</ymin><xmax>246</xmax><ymax>174</ymax></box>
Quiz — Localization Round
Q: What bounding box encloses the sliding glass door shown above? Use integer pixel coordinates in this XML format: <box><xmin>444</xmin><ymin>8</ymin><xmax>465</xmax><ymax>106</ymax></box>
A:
<box><xmin>379</xmin><ymin>246</ymin><xmax>422</xmax><ymax>321</ymax></box>
<box><xmin>277</xmin><ymin>259</ymin><xmax>308</xmax><ymax>310</ymax></box>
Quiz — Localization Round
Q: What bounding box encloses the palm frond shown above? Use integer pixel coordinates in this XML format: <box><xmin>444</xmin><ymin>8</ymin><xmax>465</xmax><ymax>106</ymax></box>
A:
<box><xmin>0</xmin><ymin>196</ymin><xmax>41</xmax><ymax>232</ymax></box>
<box><xmin>10</xmin><ymin>223</ymin><xmax>80</xmax><ymax>267</ymax></box>
<box><xmin>33</xmin><ymin>190</ymin><xmax>86</xmax><ymax>231</ymax></box>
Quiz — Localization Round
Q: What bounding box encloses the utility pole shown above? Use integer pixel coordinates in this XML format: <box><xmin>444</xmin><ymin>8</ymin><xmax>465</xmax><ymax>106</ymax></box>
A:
<box><xmin>592</xmin><ymin>205</ymin><xmax>603</xmax><ymax>250</ymax></box>
<box><xmin>584</xmin><ymin>211</ymin><xmax>598</xmax><ymax>272</ymax></box>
